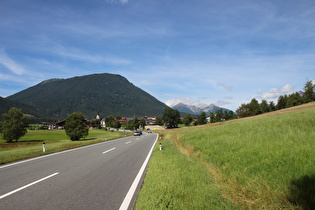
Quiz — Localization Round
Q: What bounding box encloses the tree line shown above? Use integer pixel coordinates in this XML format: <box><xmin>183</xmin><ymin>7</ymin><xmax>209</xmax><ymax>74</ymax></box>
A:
<box><xmin>236</xmin><ymin>80</ymin><xmax>315</xmax><ymax>118</ymax></box>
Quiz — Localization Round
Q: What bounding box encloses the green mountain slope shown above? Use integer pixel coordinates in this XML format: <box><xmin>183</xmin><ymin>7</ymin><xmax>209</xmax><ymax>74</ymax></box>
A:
<box><xmin>7</xmin><ymin>73</ymin><xmax>169</xmax><ymax>119</ymax></box>
<box><xmin>0</xmin><ymin>97</ymin><xmax>41</xmax><ymax>117</ymax></box>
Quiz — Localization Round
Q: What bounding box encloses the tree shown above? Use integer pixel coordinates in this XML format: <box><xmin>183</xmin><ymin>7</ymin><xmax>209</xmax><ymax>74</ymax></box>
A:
<box><xmin>130</xmin><ymin>117</ymin><xmax>139</xmax><ymax>130</ymax></box>
<box><xmin>269</xmin><ymin>101</ymin><xmax>276</xmax><ymax>112</ymax></box>
<box><xmin>260</xmin><ymin>100</ymin><xmax>269</xmax><ymax>113</ymax></box>
<box><xmin>114</xmin><ymin>121</ymin><xmax>121</xmax><ymax>129</ymax></box>
<box><xmin>227</xmin><ymin>110</ymin><xmax>236</xmax><ymax>120</ymax></box>
<box><xmin>0</xmin><ymin>107</ymin><xmax>29</xmax><ymax>142</ymax></box>
<box><xmin>303</xmin><ymin>80</ymin><xmax>315</xmax><ymax>103</ymax></box>
<box><xmin>140</xmin><ymin>119</ymin><xmax>146</xmax><ymax>129</ymax></box>
<box><xmin>162</xmin><ymin>108</ymin><xmax>181</xmax><ymax>129</ymax></box>
<box><xmin>236</xmin><ymin>103</ymin><xmax>250</xmax><ymax>118</ymax></box>
<box><xmin>183</xmin><ymin>114</ymin><xmax>193</xmax><ymax>126</ymax></box>
<box><xmin>197</xmin><ymin>112</ymin><xmax>207</xmax><ymax>125</ymax></box>
<box><xmin>155</xmin><ymin>117</ymin><xmax>163</xmax><ymax>126</ymax></box>
<box><xmin>249</xmin><ymin>98</ymin><xmax>262</xmax><ymax>116</ymax></box>
<box><xmin>64</xmin><ymin>112</ymin><xmax>89</xmax><ymax>141</ymax></box>
<box><xmin>105</xmin><ymin>115</ymin><xmax>115</xmax><ymax>128</ymax></box>
<box><xmin>209</xmin><ymin>111</ymin><xmax>216</xmax><ymax>123</ymax></box>
<box><xmin>287</xmin><ymin>92</ymin><xmax>303</xmax><ymax>108</ymax></box>
<box><xmin>215</xmin><ymin>109</ymin><xmax>224</xmax><ymax>121</ymax></box>
<box><xmin>277</xmin><ymin>95</ymin><xmax>288</xmax><ymax>110</ymax></box>
<box><xmin>91</xmin><ymin>119</ymin><xmax>100</xmax><ymax>129</ymax></box>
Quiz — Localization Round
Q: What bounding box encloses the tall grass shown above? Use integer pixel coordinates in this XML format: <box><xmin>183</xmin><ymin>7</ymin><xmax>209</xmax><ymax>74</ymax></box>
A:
<box><xmin>137</xmin><ymin>104</ymin><xmax>315</xmax><ymax>209</ymax></box>
<box><xmin>135</xmin><ymin>139</ymin><xmax>235</xmax><ymax>209</ymax></box>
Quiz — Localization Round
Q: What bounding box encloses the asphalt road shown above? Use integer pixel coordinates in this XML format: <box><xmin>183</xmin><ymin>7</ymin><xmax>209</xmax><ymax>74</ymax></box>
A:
<box><xmin>0</xmin><ymin>132</ymin><xmax>158</xmax><ymax>210</ymax></box>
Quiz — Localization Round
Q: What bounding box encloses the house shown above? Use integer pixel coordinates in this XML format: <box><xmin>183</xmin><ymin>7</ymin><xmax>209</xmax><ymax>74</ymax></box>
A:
<box><xmin>138</xmin><ymin>116</ymin><xmax>157</xmax><ymax>125</ymax></box>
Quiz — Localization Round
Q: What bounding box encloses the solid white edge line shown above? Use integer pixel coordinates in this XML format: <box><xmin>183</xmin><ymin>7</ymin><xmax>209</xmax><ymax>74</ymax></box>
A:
<box><xmin>102</xmin><ymin>147</ymin><xmax>116</xmax><ymax>154</ymax></box>
<box><xmin>119</xmin><ymin>134</ymin><xmax>158</xmax><ymax>210</ymax></box>
<box><xmin>0</xmin><ymin>172</ymin><xmax>59</xmax><ymax>200</ymax></box>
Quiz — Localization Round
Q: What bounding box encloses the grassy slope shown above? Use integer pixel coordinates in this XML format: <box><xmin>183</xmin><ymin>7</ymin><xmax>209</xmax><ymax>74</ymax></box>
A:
<box><xmin>136</xmin><ymin>102</ymin><xmax>315</xmax><ymax>209</ymax></box>
<box><xmin>0</xmin><ymin>129</ymin><xmax>129</xmax><ymax>164</ymax></box>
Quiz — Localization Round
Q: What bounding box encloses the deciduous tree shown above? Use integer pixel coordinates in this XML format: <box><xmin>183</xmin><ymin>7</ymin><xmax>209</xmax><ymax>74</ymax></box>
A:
<box><xmin>162</xmin><ymin>108</ymin><xmax>181</xmax><ymax>129</ymax></box>
<box><xmin>183</xmin><ymin>114</ymin><xmax>193</xmax><ymax>126</ymax></box>
<box><xmin>0</xmin><ymin>107</ymin><xmax>29</xmax><ymax>142</ymax></box>
<box><xmin>197</xmin><ymin>112</ymin><xmax>207</xmax><ymax>125</ymax></box>
<box><xmin>64</xmin><ymin>112</ymin><xmax>89</xmax><ymax>141</ymax></box>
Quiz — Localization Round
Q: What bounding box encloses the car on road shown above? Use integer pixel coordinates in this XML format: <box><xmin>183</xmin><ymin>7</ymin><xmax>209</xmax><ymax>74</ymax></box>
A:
<box><xmin>147</xmin><ymin>129</ymin><xmax>152</xmax><ymax>133</ymax></box>
<box><xmin>134</xmin><ymin>131</ymin><xmax>141</xmax><ymax>136</ymax></box>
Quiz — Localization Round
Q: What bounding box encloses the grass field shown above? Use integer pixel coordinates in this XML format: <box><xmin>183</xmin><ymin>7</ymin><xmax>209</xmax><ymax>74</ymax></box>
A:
<box><xmin>0</xmin><ymin>129</ymin><xmax>129</xmax><ymax>164</ymax></box>
<box><xmin>136</xmin><ymin>102</ymin><xmax>315</xmax><ymax>209</ymax></box>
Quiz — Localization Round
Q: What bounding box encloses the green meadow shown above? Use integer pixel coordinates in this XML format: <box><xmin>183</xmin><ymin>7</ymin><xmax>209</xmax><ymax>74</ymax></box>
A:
<box><xmin>0</xmin><ymin>129</ymin><xmax>129</xmax><ymax>164</ymax></box>
<box><xmin>136</xmin><ymin>103</ymin><xmax>315</xmax><ymax>209</ymax></box>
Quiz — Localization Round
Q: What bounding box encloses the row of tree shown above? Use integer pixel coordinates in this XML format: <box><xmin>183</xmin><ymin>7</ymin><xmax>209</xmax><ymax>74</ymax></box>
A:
<box><xmin>236</xmin><ymin>80</ymin><xmax>315</xmax><ymax>118</ymax></box>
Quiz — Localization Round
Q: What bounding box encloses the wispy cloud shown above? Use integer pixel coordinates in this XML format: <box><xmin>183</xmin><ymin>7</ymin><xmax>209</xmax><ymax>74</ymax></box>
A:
<box><xmin>0</xmin><ymin>49</ymin><xmax>26</xmax><ymax>75</ymax></box>
<box><xmin>48</xmin><ymin>46</ymin><xmax>132</xmax><ymax>65</ymax></box>
<box><xmin>217</xmin><ymin>83</ymin><xmax>233</xmax><ymax>90</ymax></box>
<box><xmin>107</xmin><ymin>0</ymin><xmax>128</xmax><ymax>4</ymax></box>
<box><xmin>215</xmin><ymin>100</ymin><xmax>231</xmax><ymax>107</ymax></box>
<box><xmin>165</xmin><ymin>97</ymin><xmax>200</xmax><ymax>107</ymax></box>
<box><xmin>257</xmin><ymin>89</ymin><xmax>264</xmax><ymax>94</ymax></box>
<box><xmin>262</xmin><ymin>84</ymin><xmax>294</xmax><ymax>99</ymax></box>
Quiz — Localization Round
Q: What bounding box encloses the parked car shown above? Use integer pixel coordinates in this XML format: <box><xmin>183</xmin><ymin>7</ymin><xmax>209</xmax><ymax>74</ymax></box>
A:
<box><xmin>134</xmin><ymin>131</ymin><xmax>141</xmax><ymax>136</ymax></box>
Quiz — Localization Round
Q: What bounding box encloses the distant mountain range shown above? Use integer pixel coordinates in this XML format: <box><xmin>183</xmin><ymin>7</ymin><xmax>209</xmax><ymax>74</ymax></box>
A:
<box><xmin>3</xmin><ymin>73</ymin><xmax>169</xmax><ymax>121</ymax></box>
<box><xmin>171</xmin><ymin>102</ymin><xmax>231</xmax><ymax>115</ymax></box>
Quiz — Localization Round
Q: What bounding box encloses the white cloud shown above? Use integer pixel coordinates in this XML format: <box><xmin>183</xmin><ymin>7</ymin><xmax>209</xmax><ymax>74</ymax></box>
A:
<box><xmin>217</xmin><ymin>83</ymin><xmax>233</xmax><ymax>90</ymax></box>
<box><xmin>262</xmin><ymin>84</ymin><xmax>294</xmax><ymax>99</ymax></box>
<box><xmin>0</xmin><ymin>49</ymin><xmax>26</xmax><ymax>75</ymax></box>
<box><xmin>48</xmin><ymin>46</ymin><xmax>132</xmax><ymax>65</ymax></box>
<box><xmin>107</xmin><ymin>0</ymin><xmax>128</xmax><ymax>4</ymax></box>
<box><xmin>165</xmin><ymin>97</ymin><xmax>199</xmax><ymax>107</ymax></box>
<box><xmin>257</xmin><ymin>89</ymin><xmax>264</xmax><ymax>94</ymax></box>
<box><xmin>215</xmin><ymin>100</ymin><xmax>231</xmax><ymax>107</ymax></box>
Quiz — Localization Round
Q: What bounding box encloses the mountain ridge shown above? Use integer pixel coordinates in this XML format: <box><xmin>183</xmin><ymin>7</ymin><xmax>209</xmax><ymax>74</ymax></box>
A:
<box><xmin>6</xmin><ymin>73</ymin><xmax>169</xmax><ymax>119</ymax></box>
<box><xmin>171</xmin><ymin>102</ymin><xmax>231</xmax><ymax>115</ymax></box>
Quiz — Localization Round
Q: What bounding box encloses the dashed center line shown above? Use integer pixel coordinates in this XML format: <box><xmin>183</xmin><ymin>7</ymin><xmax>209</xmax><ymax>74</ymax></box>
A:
<box><xmin>102</xmin><ymin>147</ymin><xmax>116</xmax><ymax>154</ymax></box>
<box><xmin>125</xmin><ymin>141</ymin><xmax>132</xmax><ymax>144</ymax></box>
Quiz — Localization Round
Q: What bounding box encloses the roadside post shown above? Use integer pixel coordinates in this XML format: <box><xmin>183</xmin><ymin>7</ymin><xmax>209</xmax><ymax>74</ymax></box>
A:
<box><xmin>159</xmin><ymin>143</ymin><xmax>162</xmax><ymax>151</ymax></box>
<box><xmin>43</xmin><ymin>143</ymin><xmax>46</xmax><ymax>152</ymax></box>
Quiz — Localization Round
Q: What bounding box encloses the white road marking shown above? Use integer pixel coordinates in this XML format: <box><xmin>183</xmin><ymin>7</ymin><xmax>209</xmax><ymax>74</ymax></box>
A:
<box><xmin>119</xmin><ymin>134</ymin><xmax>158</xmax><ymax>210</ymax></box>
<box><xmin>125</xmin><ymin>141</ymin><xmax>132</xmax><ymax>144</ymax></box>
<box><xmin>0</xmin><ymin>172</ymin><xmax>59</xmax><ymax>200</ymax></box>
<box><xmin>0</xmin><ymin>136</ymin><xmax>131</xmax><ymax>169</ymax></box>
<box><xmin>102</xmin><ymin>147</ymin><xmax>116</xmax><ymax>154</ymax></box>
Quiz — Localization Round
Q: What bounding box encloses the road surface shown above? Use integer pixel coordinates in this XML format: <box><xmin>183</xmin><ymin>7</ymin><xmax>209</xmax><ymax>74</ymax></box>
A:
<box><xmin>0</xmin><ymin>133</ymin><xmax>157</xmax><ymax>210</ymax></box>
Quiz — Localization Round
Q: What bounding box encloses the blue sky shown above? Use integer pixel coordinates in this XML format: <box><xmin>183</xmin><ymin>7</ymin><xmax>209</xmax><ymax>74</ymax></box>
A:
<box><xmin>1</xmin><ymin>0</ymin><xmax>314</xmax><ymax>111</ymax></box>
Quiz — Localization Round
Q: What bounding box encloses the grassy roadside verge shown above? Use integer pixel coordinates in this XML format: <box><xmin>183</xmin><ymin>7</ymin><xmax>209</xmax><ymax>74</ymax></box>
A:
<box><xmin>135</xmin><ymin>137</ymin><xmax>235</xmax><ymax>209</ymax></box>
<box><xmin>136</xmin><ymin>103</ymin><xmax>315</xmax><ymax>209</ymax></box>
<box><xmin>0</xmin><ymin>129</ymin><xmax>130</xmax><ymax>164</ymax></box>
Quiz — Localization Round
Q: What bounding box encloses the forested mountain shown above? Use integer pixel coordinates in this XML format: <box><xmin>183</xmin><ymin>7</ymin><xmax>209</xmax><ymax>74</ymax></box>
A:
<box><xmin>6</xmin><ymin>73</ymin><xmax>169</xmax><ymax>120</ymax></box>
